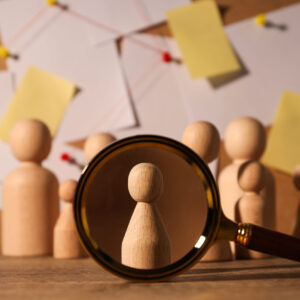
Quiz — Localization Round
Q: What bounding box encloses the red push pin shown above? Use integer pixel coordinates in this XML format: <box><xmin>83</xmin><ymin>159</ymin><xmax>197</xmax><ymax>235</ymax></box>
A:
<box><xmin>60</xmin><ymin>152</ymin><xmax>84</xmax><ymax>169</ymax></box>
<box><xmin>162</xmin><ymin>52</ymin><xmax>171</xmax><ymax>63</ymax></box>
<box><xmin>60</xmin><ymin>152</ymin><xmax>71</xmax><ymax>162</ymax></box>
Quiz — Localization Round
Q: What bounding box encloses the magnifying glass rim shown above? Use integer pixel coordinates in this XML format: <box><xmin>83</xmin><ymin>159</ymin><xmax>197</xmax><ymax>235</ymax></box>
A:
<box><xmin>74</xmin><ymin>134</ymin><xmax>222</xmax><ymax>281</ymax></box>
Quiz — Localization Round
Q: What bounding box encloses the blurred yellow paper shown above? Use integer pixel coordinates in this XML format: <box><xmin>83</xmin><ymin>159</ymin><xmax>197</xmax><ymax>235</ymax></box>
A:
<box><xmin>0</xmin><ymin>66</ymin><xmax>75</xmax><ymax>142</ymax></box>
<box><xmin>262</xmin><ymin>91</ymin><xmax>300</xmax><ymax>174</ymax></box>
<box><xmin>166</xmin><ymin>0</ymin><xmax>240</xmax><ymax>78</ymax></box>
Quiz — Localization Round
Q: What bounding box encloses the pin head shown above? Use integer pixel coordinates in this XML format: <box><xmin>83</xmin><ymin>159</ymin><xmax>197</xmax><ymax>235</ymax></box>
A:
<box><xmin>225</xmin><ymin>117</ymin><xmax>266</xmax><ymax>161</ymax></box>
<box><xmin>255</xmin><ymin>14</ymin><xmax>267</xmax><ymax>26</ymax></box>
<box><xmin>162</xmin><ymin>52</ymin><xmax>171</xmax><ymax>63</ymax></box>
<box><xmin>46</xmin><ymin>0</ymin><xmax>57</xmax><ymax>6</ymax></box>
<box><xmin>10</xmin><ymin>119</ymin><xmax>51</xmax><ymax>163</ymax></box>
<box><xmin>59</xmin><ymin>179</ymin><xmax>77</xmax><ymax>203</ymax></box>
<box><xmin>60</xmin><ymin>152</ymin><xmax>71</xmax><ymax>162</ymax></box>
<box><xmin>128</xmin><ymin>163</ymin><xmax>163</xmax><ymax>203</ymax></box>
<box><xmin>0</xmin><ymin>46</ymin><xmax>9</xmax><ymax>59</ymax></box>
<box><xmin>182</xmin><ymin>121</ymin><xmax>220</xmax><ymax>163</ymax></box>
<box><xmin>238</xmin><ymin>160</ymin><xmax>265</xmax><ymax>193</ymax></box>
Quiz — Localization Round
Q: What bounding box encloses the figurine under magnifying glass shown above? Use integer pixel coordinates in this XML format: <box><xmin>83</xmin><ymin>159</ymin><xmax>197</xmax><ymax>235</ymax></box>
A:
<box><xmin>121</xmin><ymin>163</ymin><xmax>171</xmax><ymax>269</ymax></box>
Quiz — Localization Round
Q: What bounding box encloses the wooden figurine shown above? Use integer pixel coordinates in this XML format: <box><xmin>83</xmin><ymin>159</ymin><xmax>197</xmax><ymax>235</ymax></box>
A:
<box><xmin>182</xmin><ymin>121</ymin><xmax>232</xmax><ymax>261</ymax></box>
<box><xmin>235</xmin><ymin>160</ymin><xmax>269</xmax><ymax>259</ymax></box>
<box><xmin>218</xmin><ymin>117</ymin><xmax>275</xmax><ymax>257</ymax></box>
<box><xmin>84</xmin><ymin>132</ymin><xmax>116</xmax><ymax>163</ymax></box>
<box><xmin>2</xmin><ymin>119</ymin><xmax>59</xmax><ymax>256</ymax></box>
<box><xmin>182</xmin><ymin>121</ymin><xmax>220</xmax><ymax>163</ymax></box>
<box><xmin>292</xmin><ymin>165</ymin><xmax>300</xmax><ymax>237</ymax></box>
<box><xmin>54</xmin><ymin>179</ymin><xmax>86</xmax><ymax>259</ymax></box>
<box><xmin>121</xmin><ymin>163</ymin><xmax>171</xmax><ymax>269</ymax></box>
<box><xmin>0</xmin><ymin>210</ymin><xmax>2</xmax><ymax>253</ymax></box>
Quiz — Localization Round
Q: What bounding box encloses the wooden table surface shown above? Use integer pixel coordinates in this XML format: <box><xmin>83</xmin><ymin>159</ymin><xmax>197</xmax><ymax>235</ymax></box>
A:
<box><xmin>1</xmin><ymin>1</ymin><xmax>300</xmax><ymax>299</ymax></box>
<box><xmin>0</xmin><ymin>257</ymin><xmax>299</xmax><ymax>299</ymax></box>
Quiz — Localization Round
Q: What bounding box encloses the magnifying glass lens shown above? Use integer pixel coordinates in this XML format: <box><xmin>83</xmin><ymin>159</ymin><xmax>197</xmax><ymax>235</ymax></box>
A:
<box><xmin>85</xmin><ymin>146</ymin><xmax>208</xmax><ymax>264</ymax></box>
<box><xmin>75</xmin><ymin>136</ymin><xmax>220</xmax><ymax>280</ymax></box>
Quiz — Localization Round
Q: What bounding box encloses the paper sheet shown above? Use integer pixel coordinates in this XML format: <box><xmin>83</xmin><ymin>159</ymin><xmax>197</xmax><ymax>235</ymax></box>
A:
<box><xmin>0</xmin><ymin>0</ymin><xmax>136</xmax><ymax>142</ymax></box>
<box><xmin>166</xmin><ymin>0</ymin><xmax>240</xmax><ymax>78</ymax></box>
<box><xmin>0</xmin><ymin>0</ymin><xmax>46</xmax><ymax>48</ymax></box>
<box><xmin>117</xmin><ymin>34</ymin><xmax>217</xmax><ymax>176</ymax></box>
<box><xmin>119</xmin><ymin>34</ymin><xmax>188</xmax><ymax>141</ymax></box>
<box><xmin>0</xmin><ymin>72</ymin><xmax>18</xmax><ymax>208</ymax></box>
<box><xmin>0</xmin><ymin>66</ymin><xmax>75</xmax><ymax>142</ymax></box>
<box><xmin>0</xmin><ymin>71</ymin><xmax>14</xmax><ymax>114</ymax></box>
<box><xmin>70</xmin><ymin>0</ymin><xmax>189</xmax><ymax>45</ymax></box>
<box><xmin>262</xmin><ymin>91</ymin><xmax>300</xmax><ymax>174</ymax></box>
<box><xmin>167</xmin><ymin>3</ymin><xmax>300</xmax><ymax>138</ymax></box>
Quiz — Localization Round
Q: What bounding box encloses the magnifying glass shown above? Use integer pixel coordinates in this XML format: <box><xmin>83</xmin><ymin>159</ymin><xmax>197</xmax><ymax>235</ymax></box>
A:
<box><xmin>74</xmin><ymin>135</ymin><xmax>300</xmax><ymax>281</ymax></box>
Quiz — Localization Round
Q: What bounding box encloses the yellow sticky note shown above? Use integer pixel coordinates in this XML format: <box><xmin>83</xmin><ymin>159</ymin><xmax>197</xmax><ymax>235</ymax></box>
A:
<box><xmin>262</xmin><ymin>91</ymin><xmax>300</xmax><ymax>174</ymax></box>
<box><xmin>0</xmin><ymin>66</ymin><xmax>75</xmax><ymax>142</ymax></box>
<box><xmin>166</xmin><ymin>0</ymin><xmax>240</xmax><ymax>78</ymax></box>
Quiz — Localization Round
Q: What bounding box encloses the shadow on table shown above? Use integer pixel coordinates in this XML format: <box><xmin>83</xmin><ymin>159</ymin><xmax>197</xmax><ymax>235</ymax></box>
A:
<box><xmin>172</xmin><ymin>261</ymin><xmax>300</xmax><ymax>282</ymax></box>
<box><xmin>175</xmin><ymin>271</ymin><xmax>300</xmax><ymax>282</ymax></box>
<box><xmin>186</xmin><ymin>262</ymin><xmax>300</xmax><ymax>275</ymax></box>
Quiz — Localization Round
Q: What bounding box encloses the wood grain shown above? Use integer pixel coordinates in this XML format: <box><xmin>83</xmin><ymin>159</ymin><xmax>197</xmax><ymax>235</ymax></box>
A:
<box><xmin>0</xmin><ymin>210</ymin><xmax>2</xmax><ymax>251</ymax></box>
<box><xmin>0</xmin><ymin>256</ymin><xmax>299</xmax><ymax>299</ymax></box>
<box><xmin>122</xmin><ymin>163</ymin><xmax>171</xmax><ymax>269</ymax></box>
<box><xmin>2</xmin><ymin>120</ymin><xmax>59</xmax><ymax>257</ymax></box>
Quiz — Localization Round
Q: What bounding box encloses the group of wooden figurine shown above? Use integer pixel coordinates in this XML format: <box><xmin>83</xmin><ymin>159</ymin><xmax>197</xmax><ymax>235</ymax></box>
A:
<box><xmin>1</xmin><ymin>117</ymin><xmax>300</xmax><ymax>267</ymax></box>
<box><xmin>1</xmin><ymin>119</ymin><xmax>115</xmax><ymax>259</ymax></box>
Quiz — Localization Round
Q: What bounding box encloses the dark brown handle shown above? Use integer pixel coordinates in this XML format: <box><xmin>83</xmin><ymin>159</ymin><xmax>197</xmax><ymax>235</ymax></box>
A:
<box><xmin>236</xmin><ymin>223</ymin><xmax>300</xmax><ymax>261</ymax></box>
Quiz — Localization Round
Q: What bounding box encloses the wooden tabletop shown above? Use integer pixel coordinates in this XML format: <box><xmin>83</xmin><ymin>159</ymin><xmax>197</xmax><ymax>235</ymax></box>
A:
<box><xmin>0</xmin><ymin>256</ymin><xmax>299</xmax><ymax>299</ymax></box>
<box><xmin>1</xmin><ymin>1</ymin><xmax>300</xmax><ymax>299</ymax></box>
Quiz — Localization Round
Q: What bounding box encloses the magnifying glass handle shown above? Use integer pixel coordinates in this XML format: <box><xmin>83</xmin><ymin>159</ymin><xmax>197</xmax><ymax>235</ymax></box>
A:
<box><xmin>236</xmin><ymin>223</ymin><xmax>300</xmax><ymax>261</ymax></box>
